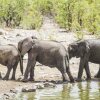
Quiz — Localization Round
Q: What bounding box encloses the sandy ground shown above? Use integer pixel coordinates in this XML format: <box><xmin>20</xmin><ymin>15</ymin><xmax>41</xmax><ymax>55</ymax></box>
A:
<box><xmin>0</xmin><ymin>16</ymin><xmax>99</xmax><ymax>94</ymax></box>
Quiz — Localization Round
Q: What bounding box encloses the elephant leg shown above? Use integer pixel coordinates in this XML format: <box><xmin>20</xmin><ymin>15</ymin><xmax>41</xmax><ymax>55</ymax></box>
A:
<box><xmin>28</xmin><ymin>61</ymin><xmax>36</xmax><ymax>81</ymax></box>
<box><xmin>84</xmin><ymin>62</ymin><xmax>91</xmax><ymax>80</ymax></box>
<box><xmin>57</xmin><ymin>58</ymin><xmax>68</xmax><ymax>82</ymax></box>
<box><xmin>77</xmin><ymin>54</ymin><xmax>89</xmax><ymax>82</ymax></box>
<box><xmin>3</xmin><ymin>65</ymin><xmax>12</xmax><ymax>80</ymax></box>
<box><xmin>11</xmin><ymin>62</ymin><xmax>18</xmax><ymax>80</ymax></box>
<box><xmin>23</xmin><ymin>58</ymin><xmax>36</xmax><ymax>82</ymax></box>
<box><xmin>66</xmin><ymin>67</ymin><xmax>74</xmax><ymax>82</ymax></box>
<box><xmin>22</xmin><ymin>63</ymin><xmax>32</xmax><ymax>82</ymax></box>
<box><xmin>59</xmin><ymin>68</ymin><xmax>68</xmax><ymax>82</ymax></box>
<box><xmin>94</xmin><ymin>65</ymin><xmax>100</xmax><ymax>78</ymax></box>
<box><xmin>65</xmin><ymin>57</ymin><xmax>74</xmax><ymax>82</ymax></box>
<box><xmin>77</xmin><ymin>59</ymin><xmax>84</xmax><ymax>82</ymax></box>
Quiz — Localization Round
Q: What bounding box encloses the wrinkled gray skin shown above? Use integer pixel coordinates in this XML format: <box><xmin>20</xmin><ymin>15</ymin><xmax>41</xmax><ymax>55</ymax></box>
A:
<box><xmin>0</xmin><ymin>44</ymin><xmax>23</xmax><ymax>80</ymax></box>
<box><xmin>18</xmin><ymin>37</ymin><xmax>74</xmax><ymax>82</ymax></box>
<box><xmin>68</xmin><ymin>39</ymin><xmax>100</xmax><ymax>81</ymax></box>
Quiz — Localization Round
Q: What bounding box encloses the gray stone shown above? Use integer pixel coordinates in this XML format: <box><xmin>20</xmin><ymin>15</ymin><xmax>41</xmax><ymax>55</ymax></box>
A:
<box><xmin>22</xmin><ymin>86</ymin><xmax>36</xmax><ymax>92</ymax></box>
<box><xmin>43</xmin><ymin>82</ymin><xmax>56</xmax><ymax>88</ymax></box>
<box><xmin>10</xmin><ymin>89</ymin><xmax>17</xmax><ymax>94</ymax></box>
<box><xmin>36</xmin><ymin>83</ymin><xmax>44</xmax><ymax>89</ymax></box>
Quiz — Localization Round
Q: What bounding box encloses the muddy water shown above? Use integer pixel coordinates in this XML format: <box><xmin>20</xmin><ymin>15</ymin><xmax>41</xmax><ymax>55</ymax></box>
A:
<box><xmin>14</xmin><ymin>81</ymin><xmax>100</xmax><ymax>100</ymax></box>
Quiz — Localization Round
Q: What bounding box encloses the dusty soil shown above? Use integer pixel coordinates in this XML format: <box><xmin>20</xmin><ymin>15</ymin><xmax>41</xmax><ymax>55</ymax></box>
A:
<box><xmin>0</xmin><ymin>16</ymin><xmax>99</xmax><ymax>95</ymax></box>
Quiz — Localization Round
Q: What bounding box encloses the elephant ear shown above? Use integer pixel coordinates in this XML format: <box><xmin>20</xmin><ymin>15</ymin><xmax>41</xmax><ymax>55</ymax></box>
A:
<box><xmin>78</xmin><ymin>41</ymin><xmax>90</xmax><ymax>57</ymax></box>
<box><xmin>18</xmin><ymin>37</ymin><xmax>35</xmax><ymax>56</ymax></box>
<box><xmin>18</xmin><ymin>40</ymin><xmax>23</xmax><ymax>53</ymax></box>
<box><xmin>68</xmin><ymin>43</ymin><xmax>78</xmax><ymax>58</ymax></box>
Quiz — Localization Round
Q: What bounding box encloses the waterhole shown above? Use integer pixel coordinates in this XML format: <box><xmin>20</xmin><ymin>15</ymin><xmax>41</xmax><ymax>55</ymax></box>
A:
<box><xmin>14</xmin><ymin>81</ymin><xmax>100</xmax><ymax>100</ymax></box>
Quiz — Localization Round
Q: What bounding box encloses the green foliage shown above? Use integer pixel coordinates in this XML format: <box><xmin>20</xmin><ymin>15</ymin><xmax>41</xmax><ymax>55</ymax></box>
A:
<box><xmin>20</xmin><ymin>1</ymin><xmax>43</xmax><ymax>29</ymax></box>
<box><xmin>0</xmin><ymin>0</ymin><xmax>100</xmax><ymax>34</ymax></box>
<box><xmin>0</xmin><ymin>0</ymin><xmax>26</xmax><ymax>27</ymax></box>
<box><xmin>51</xmin><ymin>0</ymin><xmax>67</xmax><ymax>28</ymax></box>
<box><xmin>75</xmin><ymin>31</ymin><xmax>84</xmax><ymax>40</ymax></box>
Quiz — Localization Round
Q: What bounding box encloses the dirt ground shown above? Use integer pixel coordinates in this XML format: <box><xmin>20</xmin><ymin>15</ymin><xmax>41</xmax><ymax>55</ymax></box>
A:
<box><xmin>0</xmin><ymin>16</ymin><xmax>99</xmax><ymax>95</ymax></box>
<box><xmin>0</xmin><ymin>58</ymin><xmax>99</xmax><ymax>94</ymax></box>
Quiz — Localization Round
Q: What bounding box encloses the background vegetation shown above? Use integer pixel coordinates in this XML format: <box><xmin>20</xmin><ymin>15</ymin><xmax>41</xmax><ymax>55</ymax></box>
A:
<box><xmin>0</xmin><ymin>0</ymin><xmax>100</xmax><ymax>35</ymax></box>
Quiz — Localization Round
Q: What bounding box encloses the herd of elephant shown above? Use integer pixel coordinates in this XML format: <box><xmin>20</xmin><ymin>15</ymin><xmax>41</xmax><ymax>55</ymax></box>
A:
<box><xmin>0</xmin><ymin>36</ymin><xmax>100</xmax><ymax>83</ymax></box>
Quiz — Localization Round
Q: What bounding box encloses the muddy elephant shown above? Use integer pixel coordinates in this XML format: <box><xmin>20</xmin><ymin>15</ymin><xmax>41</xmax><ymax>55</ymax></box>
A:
<box><xmin>0</xmin><ymin>44</ymin><xmax>23</xmax><ymax>80</ymax></box>
<box><xmin>68</xmin><ymin>39</ymin><xmax>100</xmax><ymax>81</ymax></box>
<box><xmin>18</xmin><ymin>36</ymin><xmax>74</xmax><ymax>82</ymax></box>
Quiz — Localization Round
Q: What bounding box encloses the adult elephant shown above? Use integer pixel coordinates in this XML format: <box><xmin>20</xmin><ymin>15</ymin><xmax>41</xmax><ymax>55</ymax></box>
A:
<box><xmin>18</xmin><ymin>36</ymin><xmax>74</xmax><ymax>82</ymax></box>
<box><xmin>0</xmin><ymin>44</ymin><xmax>23</xmax><ymax>80</ymax></box>
<box><xmin>68</xmin><ymin>39</ymin><xmax>100</xmax><ymax>81</ymax></box>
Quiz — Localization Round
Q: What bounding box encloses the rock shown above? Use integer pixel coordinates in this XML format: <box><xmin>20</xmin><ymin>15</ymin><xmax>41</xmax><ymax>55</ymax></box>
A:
<box><xmin>16</xmin><ymin>33</ymin><xmax>21</xmax><ymax>37</ymax></box>
<box><xmin>10</xmin><ymin>89</ymin><xmax>17</xmax><ymax>94</ymax></box>
<box><xmin>43</xmin><ymin>82</ymin><xmax>56</xmax><ymax>88</ymax></box>
<box><xmin>22</xmin><ymin>88</ymin><xmax>36</xmax><ymax>92</ymax></box>
<box><xmin>3</xmin><ymin>93</ymin><xmax>10</xmax><ymax>99</ymax></box>
<box><xmin>22</xmin><ymin>86</ymin><xmax>36</xmax><ymax>92</ymax></box>
<box><xmin>50</xmin><ymin>80</ymin><xmax>55</xmax><ymax>83</ymax></box>
<box><xmin>3</xmin><ymin>93</ymin><xmax>14</xmax><ymax>100</ymax></box>
<box><xmin>4</xmin><ymin>93</ymin><xmax>9</xmax><ymax>97</ymax></box>
<box><xmin>36</xmin><ymin>83</ymin><xmax>44</xmax><ymax>89</ymax></box>
<box><xmin>63</xmin><ymin>81</ymin><xmax>69</xmax><ymax>84</ymax></box>
<box><xmin>54</xmin><ymin>80</ymin><xmax>62</xmax><ymax>84</ymax></box>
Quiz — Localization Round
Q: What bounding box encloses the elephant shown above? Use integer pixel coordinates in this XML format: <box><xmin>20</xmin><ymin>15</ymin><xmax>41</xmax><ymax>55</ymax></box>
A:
<box><xmin>18</xmin><ymin>36</ymin><xmax>74</xmax><ymax>82</ymax></box>
<box><xmin>0</xmin><ymin>44</ymin><xmax>23</xmax><ymax>80</ymax></box>
<box><xmin>68</xmin><ymin>39</ymin><xmax>100</xmax><ymax>81</ymax></box>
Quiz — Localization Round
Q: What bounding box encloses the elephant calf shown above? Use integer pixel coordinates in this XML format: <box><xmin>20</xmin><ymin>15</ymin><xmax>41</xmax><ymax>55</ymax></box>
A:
<box><xmin>68</xmin><ymin>39</ymin><xmax>100</xmax><ymax>81</ymax></box>
<box><xmin>18</xmin><ymin>37</ymin><xmax>74</xmax><ymax>82</ymax></box>
<box><xmin>0</xmin><ymin>44</ymin><xmax>23</xmax><ymax>80</ymax></box>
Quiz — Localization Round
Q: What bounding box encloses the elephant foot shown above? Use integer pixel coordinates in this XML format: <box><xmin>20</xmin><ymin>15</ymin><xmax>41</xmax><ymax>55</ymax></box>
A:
<box><xmin>21</xmin><ymin>78</ymin><xmax>29</xmax><ymax>82</ymax></box>
<box><xmin>11</xmin><ymin>77</ymin><xmax>16</xmax><ymax>80</ymax></box>
<box><xmin>28</xmin><ymin>78</ymin><xmax>34</xmax><ymax>82</ymax></box>
<box><xmin>94</xmin><ymin>74</ymin><xmax>100</xmax><ymax>78</ymax></box>
<box><xmin>75</xmin><ymin>78</ymin><xmax>82</xmax><ymax>82</ymax></box>
<box><xmin>86</xmin><ymin>77</ymin><xmax>91</xmax><ymax>81</ymax></box>
<box><xmin>3</xmin><ymin>77</ymin><xmax>9</xmax><ymax>80</ymax></box>
<box><xmin>63</xmin><ymin>80</ymin><xmax>69</xmax><ymax>84</ymax></box>
<box><xmin>70</xmin><ymin>78</ymin><xmax>75</xmax><ymax>83</ymax></box>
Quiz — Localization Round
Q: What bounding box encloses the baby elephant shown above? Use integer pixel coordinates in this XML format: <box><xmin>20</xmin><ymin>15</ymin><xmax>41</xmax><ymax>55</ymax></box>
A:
<box><xmin>68</xmin><ymin>39</ymin><xmax>100</xmax><ymax>81</ymax></box>
<box><xmin>18</xmin><ymin>37</ymin><xmax>74</xmax><ymax>82</ymax></box>
<box><xmin>0</xmin><ymin>44</ymin><xmax>23</xmax><ymax>80</ymax></box>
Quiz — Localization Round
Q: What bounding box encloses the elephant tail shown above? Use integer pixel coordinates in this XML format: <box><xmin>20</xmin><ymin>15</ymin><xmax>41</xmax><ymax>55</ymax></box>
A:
<box><xmin>0</xmin><ymin>72</ymin><xmax>2</xmax><ymax>79</ymax></box>
<box><xmin>17</xmin><ymin>47</ymin><xmax>23</xmax><ymax>75</ymax></box>
<box><xmin>19</xmin><ymin>55</ymin><xmax>23</xmax><ymax>75</ymax></box>
<box><xmin>65</xmin><ymin>54</ymin><xmax>69</xmax><ymax>68</ymax></box>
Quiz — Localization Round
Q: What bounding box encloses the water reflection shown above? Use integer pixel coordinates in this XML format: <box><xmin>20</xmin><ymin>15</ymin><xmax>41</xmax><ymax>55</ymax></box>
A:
<box><xmin>14</xmin><ymin>81</ymin><xmax>100</xmax><ymax>100</ymax></box>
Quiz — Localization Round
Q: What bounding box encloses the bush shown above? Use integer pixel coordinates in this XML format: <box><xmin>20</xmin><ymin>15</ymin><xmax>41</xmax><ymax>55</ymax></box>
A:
<box><xmin>0</xmin><ymin>0</ymin><xmax>100</xmax><ymax>35</ymax></box>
